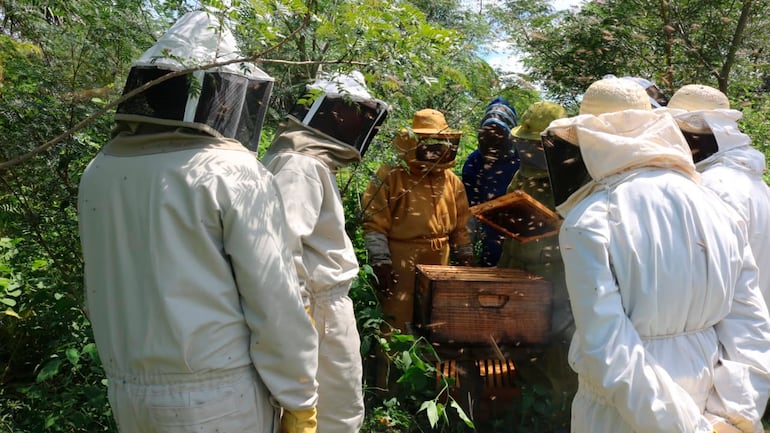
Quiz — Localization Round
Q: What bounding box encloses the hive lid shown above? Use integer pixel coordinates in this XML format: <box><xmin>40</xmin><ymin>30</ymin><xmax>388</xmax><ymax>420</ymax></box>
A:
<box><xmin>415</xmin><ymin>264</ymin><xmax>547</xmax><ymax>282</ymax></box>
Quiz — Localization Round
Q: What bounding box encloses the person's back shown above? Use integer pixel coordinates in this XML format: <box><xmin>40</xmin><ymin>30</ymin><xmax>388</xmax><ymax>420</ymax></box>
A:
<box><xmin>699</xmin><ymin>159</ymin><xmax>770</xmax><ymax>303</ymax></box>
<box><xmin>79</xmin><ymin>126</ymin><xmax>319</xmax><ymax>433</ymax></box>
<box><xmin>262</xmin><ymin>71</ymin><xmax>389</xmax><ymax>433</ymax></box>
<box><xmin>78</xmin><ymin>10</ymin><xmax>318</xmax><ymax>433</ymax></box>
<box><xmin>666</xmin><ymin>84</ymin><xmax>770</xmax><ymax>310</ymax></box>
<box><xmin>549</xmin><ymin>77</ymin><xmax>770</xmax><ymax>433</ymax></box>
<box><xmin>562</xmin><ymin>165</ymin><xmax>769</xmax><ymax>432</ymax></box>
<box><xmin>80</xmin><ymin>139</ymin><xmax>302</xmax><ymax>376</ymax></box>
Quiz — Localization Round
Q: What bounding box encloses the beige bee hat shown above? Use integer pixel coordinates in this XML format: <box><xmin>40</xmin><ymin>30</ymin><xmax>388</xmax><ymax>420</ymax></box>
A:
<box><xmin>579</xmin><ymin>77</ymin><xmax>652</xmax><ymax>116</ymax></box>
<box><xmin>668</xmin><ymin>84</ymin><xmax>729</xmax><ymax>112</ymax></box>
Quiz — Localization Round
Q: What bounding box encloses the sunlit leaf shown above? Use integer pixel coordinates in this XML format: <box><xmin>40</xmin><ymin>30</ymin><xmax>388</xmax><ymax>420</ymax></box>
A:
<box><xmin>1</xmin><ymin>298</ymin><xmax>16</xmax><ymax>307</ymax></box>
<box><xmin>30</xmin><ymin>259</ymin><xmax>48</xmax><ymax>270</ymax></box>
<box><xmin>66</xmin><ymin>348</ymin><xmax>80</xmax><ymax>367</ymax></box>
<box><xmin>450</xmin><ymin>399</ymin><xmax>475</xmax><ymax>427</ymax></box>
<box><xmin>419</xmin><ymin>400</ymin><xmax>439</xmax><ymax>426</ymax></box>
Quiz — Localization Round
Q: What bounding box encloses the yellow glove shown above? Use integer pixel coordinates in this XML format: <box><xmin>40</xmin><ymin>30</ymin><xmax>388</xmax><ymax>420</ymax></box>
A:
<box><xmin>304</xmin><ymin>305</ymin><xmax>316</xmax><ymax>327</ymax></box>
<box><xmin>711</xmin><ymin>420</ymin><xmax>744</xmax><ymax>433</ymax></box>
<box><xmin>281</xmin><ymin>408</ymin><xmax>317</xmax><ymax>433</ymax></box>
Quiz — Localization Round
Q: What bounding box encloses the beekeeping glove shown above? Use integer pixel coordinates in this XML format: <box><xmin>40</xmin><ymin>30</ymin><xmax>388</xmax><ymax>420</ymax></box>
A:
<box><xmin>281</xmin><ymin>407</ymin><xmax>317</xmax><ymax>433</ymax></box>
<box><xmin>372</xmin><ymin>262</ymin><xmax>397</xmax><ymax>298</ymax></box>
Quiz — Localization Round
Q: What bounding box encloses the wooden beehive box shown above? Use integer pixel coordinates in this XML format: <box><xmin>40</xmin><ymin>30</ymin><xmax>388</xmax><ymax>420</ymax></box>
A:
<box><xmin>469</xmin><ymin>190</ymin><xmax>561</xmax><ymax>243</ymax></box>
<box><xmin>414</xmin><ymin>265</ymin><xmax>552</xmax><ymax>346</ymax></box>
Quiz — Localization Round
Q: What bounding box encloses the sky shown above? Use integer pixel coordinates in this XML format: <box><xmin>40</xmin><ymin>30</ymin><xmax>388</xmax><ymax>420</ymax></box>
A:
<box><xmin>481</xmin><ymin>0</ymin><xmax>585</xmax><ymax>75</ymax></box>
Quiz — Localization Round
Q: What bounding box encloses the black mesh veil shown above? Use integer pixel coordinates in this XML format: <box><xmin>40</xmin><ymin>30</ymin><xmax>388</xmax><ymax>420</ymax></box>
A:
<box><xmin>115</xmin><ymin>66</ymin><xmax>273</xmax><ymax>151</ymax></box>
<box><xmin>543</xmin><ymin>134</ymin><xmax>592</xmax><ymax>208</ymax></box>
<box><xmin>289</xmin><ymin>93</ymin><xmax>388</xmax><ymax>157</ymax></box>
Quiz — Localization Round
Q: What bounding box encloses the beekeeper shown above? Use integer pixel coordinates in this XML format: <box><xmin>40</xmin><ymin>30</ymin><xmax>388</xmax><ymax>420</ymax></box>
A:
<box><xmin>496</xmin><ymin>100</ymin><xmax>576</xmax><ymax>430</ymax></box>
<box><xmin>462</xmin><ymin>97</ymin><xmax>520</xmax><ymax>266</ymax></box>
<box><xmin>664</xmin><ymin>84</ymin><xmax>770</xmax><ymax>312</ymax></box>
<box><xmin>363</xmin><ymin>109</ymin><xmax>473</xmax><ymax>335</ymax></box>
<box><xmin>262</xmin><ymin>70</ymin><xmax>389</xmax><ymax>433</ymax></box>
<box><xmin>77</xmin><ymin>10</ymin><xmax>319</xmax><ymax>433</ymax></box>
<box><xmin>544</xmin><ymin>76</ymin><xmax>770</xmax><ymax>433</ymax></box>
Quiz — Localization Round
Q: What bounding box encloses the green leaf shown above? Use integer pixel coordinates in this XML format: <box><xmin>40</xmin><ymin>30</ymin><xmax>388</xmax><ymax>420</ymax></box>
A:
<box><xmin>66</xmin><ymin>348</ymin><xmax>80</xmax><ymax>367</ymax></box>
<box><xmin>31</xmin><ymin>259</ymin><xmax>49</xmax><ymax>270</ymax></box>
<box><xmin>3</xmin><ymin>307</ymin><xmax>20</xmax><ymax>318</ymax></box>
<box><xmin>1</xmin><ymin>298</ymin><xmax>17</xmax><ymax>307</ymax></box>
<box><xmin>450</xmin><ymin>399</ymin><xmax>475</xmax><ymax>427</ymax></box>
<box><xmin>36</xmin><ymin>359</ymin><xmax>63</xmax><ymax>383</ymax></box>
<box><xmin>400</xmin><ymin>351</ymin><xmax>412</xmax><ymax>369</ymax></box>
<box><xmin>419</xmin><ymin>400</ymin><xmax>439</xmax><ymax>427</ymax></box>
<box><xmin>82</xmin><ymin>342</ymin><xmax>98</xmax><ymax>360</ymax></box>
<box><xmin>411</xmin><ymin>354</ymin><xmax>426</xmax><ymax>371</ymax></box>
<box><xmin>390</xmin><ymin>333</ymin><xmax>415</xmax><ymax>343</ymax></box>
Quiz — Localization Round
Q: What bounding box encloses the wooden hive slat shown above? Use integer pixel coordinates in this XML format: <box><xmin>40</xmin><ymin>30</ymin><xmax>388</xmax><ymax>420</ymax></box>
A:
<box><xmin>415</xmin><ymin>265</ymin><xmax>552</xmax><ymax>346</ymax></box>
<box><xmin>469</xmin><ymin>190</ymin><xmax>562</xmax><ymax>243</ymax></box>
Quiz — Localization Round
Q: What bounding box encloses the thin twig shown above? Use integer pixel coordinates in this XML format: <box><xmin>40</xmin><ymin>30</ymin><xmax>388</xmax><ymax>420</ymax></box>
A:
<box><xmin>0</xmin><ymin>2</ymin><xmax>364</xmax><ymax>172</ymax></box>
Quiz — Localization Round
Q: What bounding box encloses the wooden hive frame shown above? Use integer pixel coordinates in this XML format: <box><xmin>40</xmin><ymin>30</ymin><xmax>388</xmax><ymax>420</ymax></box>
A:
<box><xmin>469</xmin><ymin>190</ymin><xmax>561</xmax><ymax>243</ymax></box>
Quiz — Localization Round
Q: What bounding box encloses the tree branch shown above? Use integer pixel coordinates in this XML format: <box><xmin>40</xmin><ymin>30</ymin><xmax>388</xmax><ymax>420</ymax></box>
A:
<box><xmin>718</xmin><ymin>0</ymin><xmax>754</xmax><ymax>93</ymax></box>
<box><xmin>0</xmin><ymin>2</ymin><xmax>364</xmax><ymax>172</ymax></box>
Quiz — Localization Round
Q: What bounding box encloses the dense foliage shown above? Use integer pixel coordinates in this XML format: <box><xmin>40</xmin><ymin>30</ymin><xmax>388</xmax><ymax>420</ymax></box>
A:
<box><xmin>0</xmin><ymin>0</ymin><xmax>768</xmax><ymax>431</ymax></box>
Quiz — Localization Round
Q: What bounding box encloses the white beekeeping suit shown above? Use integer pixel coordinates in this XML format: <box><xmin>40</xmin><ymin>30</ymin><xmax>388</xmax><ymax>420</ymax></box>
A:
<box><xmin>663</xmin><ymin>84</ymin><xmax>770</xmax><ymax>312</ymax></box>
<box><xmin>543</xmin><ymin>77</ymin><xmax>770</xmax><ymax>433</ymax></box>
<box><xmin>78</xmin><ymin>10</ymin><xmax>319</xmax><ymax>433</ymax></box>
<box><xmin>262</xmin><ymin>71</ymin><xmax>389</xmax><ymax>433</ymax></box>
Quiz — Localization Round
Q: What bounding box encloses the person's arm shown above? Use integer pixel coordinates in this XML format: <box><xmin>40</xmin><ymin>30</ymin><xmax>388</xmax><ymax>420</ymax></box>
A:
<box><xmin>268</xmin><ymin>157</ymin><xmax>324</xmax><ymax>304</ymax></box>
<box><xmin>709</xmin><ymin>241</ymin><xmax>770</xmax><ymax>433</ymax></box>
<box><xmin>461</xmin><ymin>153</ymin><xmax>483</xmax><ymax>247</ymax></box>
<box><xmin>362</xmin><ymin>166</ymin><xmax>396</xmax><ymax>293</ymax></box>
<box><xmin>223</xmin><ymin>165</ymin><xmax>318</xmax><ymax>417</ymax></box>
<box><xmin>461</xmin><ymin>151</ymin><xmax>481</xmax><ymax>207</ymax></box>
<box><xmin>560</xmin><ymin>217</ymin><xmax>712</xmax><ymax>433</ymax></box>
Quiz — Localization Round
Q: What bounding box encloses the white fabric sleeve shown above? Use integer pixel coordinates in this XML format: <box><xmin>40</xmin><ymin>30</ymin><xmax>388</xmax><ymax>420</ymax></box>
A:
<box><xmin>270</xmin><ymin>164</ymin><xmax>323</xmax><ymax>304</ymax></box>
<box><xmin>223</xmin><ymin>171</ymin><xmax>318</xmax><ymax>412</ymax></box>
<box><xmin>709</xmin><ymin>243</ymin><xmax>770</xmax><ymax>433</ymax></box>
<box><xmin>560</xmin><ymin>224</ymin><xmax>712</xmax><ymax>433</ymax></box>
<box><xmin>364</xmin><ymin>231</ymin><xmax>391</xmax><ymax>265</ymax></box>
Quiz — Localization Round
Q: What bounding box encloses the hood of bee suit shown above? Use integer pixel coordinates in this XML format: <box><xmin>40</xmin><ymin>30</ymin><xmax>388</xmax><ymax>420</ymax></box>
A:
<box><xmin>661</xmin><ymin>84</ymin><xmax>757</xmax><ymax>172</ymax></box>
<box><xmin>114</xmin><ymin>10</ymin><xmax>274</xmax><ymax>151</ymax></box>
<box><xmin>545</xmin><ymin>77</ymin><xmax>697</xmax><ymax>217</ymax></box>
<box><xmin>393</xmin><ymin>108</ymin><xmax>462</xmax><ymax>173</ymax></box>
